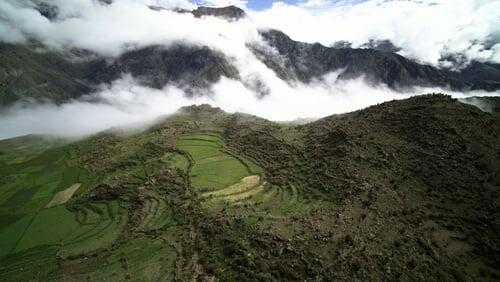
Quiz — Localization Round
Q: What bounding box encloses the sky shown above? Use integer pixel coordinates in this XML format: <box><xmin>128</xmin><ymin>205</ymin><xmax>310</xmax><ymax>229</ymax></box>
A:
<box><xmin>192</xmin><ymin>0</ymin><xmax>366</xmax><ymax>10</ymax></box>
<box><xmin>0</xmin><ymin>0</ymin><xmax>499</xmax><ymax>139</ymax></box>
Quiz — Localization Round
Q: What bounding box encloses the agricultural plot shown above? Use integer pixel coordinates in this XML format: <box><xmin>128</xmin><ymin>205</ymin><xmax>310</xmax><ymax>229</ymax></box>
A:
<box><xmin>176</xmin><ymin>133</ymin><xmax>256</xmax><ymax>191</ymax></box>
<box><xmin>0</xmin><ymin>138</ymin><xmax>120</xmax><ymax>260</ymax></box>
<box><xmin>176</xmin><ymin>133</ymin><xmax>286</xmax><ymax>209</ymax></box>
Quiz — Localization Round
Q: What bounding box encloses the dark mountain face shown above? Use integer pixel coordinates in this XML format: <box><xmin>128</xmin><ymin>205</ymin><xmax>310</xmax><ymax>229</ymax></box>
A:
<box><xmin>147</xmin><ymin>4</ymin><xmax>246</xmax><ymax>21</ymax></box>
<box><xmin>332</xmin><ymin>39</ymin><xmax>401</xmax><ymax>53</ymax></box>
<box><xmin>360</xmin><ymin>39</ymin><xmax>401</xmax><ymax>53</ymax></box>
<box><xmin>0</xmin><ymin>42</ymin><xmax>240</xmax><ymax>106</ymax></box>
<box><xmin>0</xmin><ymin>43</ymin><xmax>91</xmax><ymax>106</ymax></box>
<box><xmin>87</xmin><ymin>45</ymin><xmax>239</xmax><ymax>90</ymax></box>
<box><xmin>192</xmin><ymin>6</ymin><xmax>246</xmax><ymax>20</ymax></box>
<box><xmin>452</xmin><ymin>62</ymin><xmax>500</xmax><ymax>91</ymax></box>
<box><xmin>255</xmin><ymin>29</ymin><xmax>500</xmax><ymax>91</ymax></box>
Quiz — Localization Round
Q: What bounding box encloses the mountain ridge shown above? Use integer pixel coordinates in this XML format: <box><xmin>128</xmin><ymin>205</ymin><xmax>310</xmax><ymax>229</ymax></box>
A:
<box><xmin>1</xmin><ymin>6</ymin><xmax>500</xmax><ymax>106</ymax></box>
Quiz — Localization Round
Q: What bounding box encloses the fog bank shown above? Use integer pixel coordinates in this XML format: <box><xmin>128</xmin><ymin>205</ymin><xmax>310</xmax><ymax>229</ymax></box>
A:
<box><xmin>0</xmin><ymin>75</ymin><xmax>497</xmax><ymax>140</ymax></box>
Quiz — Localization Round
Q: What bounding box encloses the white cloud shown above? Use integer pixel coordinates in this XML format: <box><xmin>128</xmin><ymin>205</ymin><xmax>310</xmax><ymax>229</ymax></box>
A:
<box><xmin>0</xmin><ymin>0</ymin><xmax>498</xmax><ymax>65</ymax></box>
<box><xmin>0</xmin><ymin>0</ymin><xmax>499</xmax><ymax>140</ymax></box>
<box><xmin>250</xmin><ymin>0</ymin><xmax>500</xmax><ymax>65</ymax></box>
<box><xmin>195</xmin><ymin>0</ymin><xmax>248</xmax><ymax>8</ymax></box>
<box><xmin>0</xmin><ymin>0</ymin><xmax>263</xmax><ymax>57</ymax></box>
<box><xmin>1</xmin><ymin>73</ymin><xmax>497</xmax><ymax>140</ymax></box>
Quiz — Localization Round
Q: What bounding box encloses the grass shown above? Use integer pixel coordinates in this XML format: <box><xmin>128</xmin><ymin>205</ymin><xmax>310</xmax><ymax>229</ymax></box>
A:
<box><xmin>0</xmin><ymin>213</ymin><xmax>35</xmax><ymax>258</ymax></box>
<box><xmin>177</xmin><ymin>133</ymin><xmax>261</xmax><ymax>191</ymax></box>
<box><xmin>161</xmin><ymin>152</ymin><xmax>190</xmax><ymax>172</ymax></box>
<box><xmin>15</xmin><ymin>205</ymin><xmax>81</xmax><ymax>252</ymax></box>
<box><xmin>0</xmin><ymin>137</ymin><xmax>107</xmax><ymax>261</ymax></box>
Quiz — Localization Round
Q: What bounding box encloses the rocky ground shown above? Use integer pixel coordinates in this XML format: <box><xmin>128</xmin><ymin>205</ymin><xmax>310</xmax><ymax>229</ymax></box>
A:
<box><xmin>0</xmin><ymin>94</ymin><xmax>498</xmax><ymax>281</ymax></box>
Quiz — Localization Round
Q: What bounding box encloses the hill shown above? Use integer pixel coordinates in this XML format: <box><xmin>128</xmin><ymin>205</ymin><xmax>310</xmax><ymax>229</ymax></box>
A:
<box><xmin>0</xmin><ymin>94</ymin><xmax>498</xmax><ymax>280</ymax></box>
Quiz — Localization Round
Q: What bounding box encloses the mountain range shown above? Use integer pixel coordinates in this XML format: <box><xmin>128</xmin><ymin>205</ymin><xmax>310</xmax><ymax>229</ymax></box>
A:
<box><xmin>1</xmin><ymin>5</ymin><xmax>500</xmax><ymax>106</ymax></box>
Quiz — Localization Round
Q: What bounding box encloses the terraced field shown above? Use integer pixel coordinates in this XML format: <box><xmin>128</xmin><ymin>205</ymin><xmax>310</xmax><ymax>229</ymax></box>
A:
<box><xmin>176</xmin><ymin>133</ymin><xmax>259</xmax><ymax>190</ymax></box>
<box><xmin>0</xmin><ymin>133</ymin><xmax>185</xmax><ymax>280</ymax></box>
<box><xmin>0</xmin><ymin>98</ymin><xmax>498</xmax><ymax>281</ymax></box>
<box><xmin>176</xmin><ymin>133</ymin><xmax>288</xmax><ymax>209</ymax></box>
<box><xmin>0</xmin><ymin>138</ymin><xmax>109</xmax><ymax>259</ymax></box>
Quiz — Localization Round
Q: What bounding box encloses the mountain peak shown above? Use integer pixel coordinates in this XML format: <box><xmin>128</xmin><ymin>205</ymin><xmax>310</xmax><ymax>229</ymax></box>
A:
<box><xmin>192</xmin><ymin>6</ymin><xmax>246</xmax><ymax>20</ymax></box>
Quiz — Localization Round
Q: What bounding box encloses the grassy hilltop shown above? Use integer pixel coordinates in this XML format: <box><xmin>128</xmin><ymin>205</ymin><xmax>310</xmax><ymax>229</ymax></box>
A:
<box><xmin>0</xmin><ymin>95</ymin><xmax>499</xmax><ymax>280</ymax></box>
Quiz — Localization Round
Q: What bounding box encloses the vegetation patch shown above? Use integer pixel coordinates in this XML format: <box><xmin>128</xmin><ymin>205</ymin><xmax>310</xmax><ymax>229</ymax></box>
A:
<box><xmin>177</xmin><ymin>133</ymin><xmax>261</xmax><ymax>191</ymax></box>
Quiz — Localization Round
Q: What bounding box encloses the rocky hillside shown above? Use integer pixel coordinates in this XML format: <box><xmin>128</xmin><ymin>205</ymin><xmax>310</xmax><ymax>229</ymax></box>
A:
<box><xmin>0</xmin><ymin>43</ymin><xmax>91</xmax><ymax>105</ymax></box>
<box><xmin>0</xmin><ymin>94</ymin><xmax>498</xmax><ymax>280</ymax></box>
<box><xmin>87</xmin><ymin>45</ymin><xmax>239</xmax><ymax>90</ymax></box>
<box><xmin>254</xmin><ymin>29</ymin><xmax>500</xmax><ymax>90</ymax></box>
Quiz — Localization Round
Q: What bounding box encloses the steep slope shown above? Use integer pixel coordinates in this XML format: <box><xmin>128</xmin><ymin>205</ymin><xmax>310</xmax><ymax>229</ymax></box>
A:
<box><xmin>88</xmin><ymin>44</ymin><xmax>239</xmax><ymax>90</ymax></box>
<box><xmin>0</xmin><ymin>43</ymin><xmax>91</xmax><ymax>106</ymax></box>
<box><xmin>0</xmin><ymin>94</ymin><xmax>498</xmax><ymax>280</ymax></box>
<box><xmin>254</xmin><ymin>29</ymin><xmax>500</xmax><ymax>91</ymax></box>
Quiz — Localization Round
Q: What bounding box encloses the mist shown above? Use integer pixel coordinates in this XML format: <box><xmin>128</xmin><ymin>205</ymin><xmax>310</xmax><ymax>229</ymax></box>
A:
<box><xmin>1</xmin><ymin>74</ymin><xmax>497</xmax><ymax>140</ymax></box>
<box><xmin>0</xmin><ymin>0</ymin><xmax>499</xmax><ymax>140</ymax></box>
<box><xmin>1</xmin><ymin>0</ymin><xmax>499</xmax><ymax>65</ymax></box>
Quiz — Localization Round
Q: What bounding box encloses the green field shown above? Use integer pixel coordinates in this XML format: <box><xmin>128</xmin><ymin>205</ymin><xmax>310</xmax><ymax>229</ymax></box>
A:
<box><xmin>176</xmin><ymin>133</ymin><xmax>262</xmax><ymax>191</ymax></box>
<box><xmin>0</xmin><ymin>138</ymin><xmax>112</xmax><ymax>260</ymax></box>
<box><xmin>175</xmin><ymin>133</ymin><xmax>292</xmax><ymax>210</ymax></box>
<box><xmin>0</xmin><ymin>133</ymin><xmax>189</xmax><ymax>280</ymax></box>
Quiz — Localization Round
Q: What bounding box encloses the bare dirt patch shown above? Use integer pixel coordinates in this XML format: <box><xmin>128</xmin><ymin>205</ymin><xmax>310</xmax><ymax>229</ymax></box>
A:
<box><xmin>203</xmin><ymin>175</ymin><xmax>260</xmax><ymax>198</ymax></box>
<box><xmin>46</xmin><ymin>183</ymin><xmax>81</xmax><ymax>208</ymax></box>
<box><xmin>222</xmin><ymin>184</ymin><xmax>265</xmax><ymax>203</ymax></box>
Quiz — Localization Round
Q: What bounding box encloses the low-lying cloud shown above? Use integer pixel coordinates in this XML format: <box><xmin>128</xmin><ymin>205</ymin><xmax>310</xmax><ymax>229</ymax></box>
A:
<box><xmin>0</xmin><ymin>74</ymin><xmax>497</xmax><ymax>140</ymax></box>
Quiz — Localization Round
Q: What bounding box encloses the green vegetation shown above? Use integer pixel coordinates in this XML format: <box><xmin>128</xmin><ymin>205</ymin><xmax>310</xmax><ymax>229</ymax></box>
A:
<box><xmin>0</xmin><ymin>96</ymin><xmax>499</xmax><ymax>281</ymax></box>
<box><xmin>177</xmin><ymin>133</ymin><xmax>261</xmax><ymax>191</ymax></box>
<box><xmin>0</xmin><ymin>138</ymin><xmax>105</xmax><ymax>261</ymax></box>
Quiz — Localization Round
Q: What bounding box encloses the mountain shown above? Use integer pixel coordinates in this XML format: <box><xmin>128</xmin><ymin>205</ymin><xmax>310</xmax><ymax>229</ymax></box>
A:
<box><xmin>254</xmin><ymin>29</ymin><xmax>500</xmax><ymax>90</ymax></box>
<box><xmin>87</xmin><ymin>45</ymin><xmax>239</xmax><ymax>90</ymax></box>
<box><xmin>0</xmin><ymin>94</ymin><xmax>498</xmax><ymax>280</ymax></box>
<box><xmin>1</xmin><ymin>6</ymin><xmax>500</xmax><ymax>106</ymax></box>
<box><xmin>0</xmin><ymin>43</ymin><xmax>91</xmax><ymax>106</ymax></box>
<box><xmin>192</xmin><ymin>6</ymin><xmax>246</xmax><ymax>20</ymax></box>
<box><xmin>460</xmin><ymin>96</ymin><xmax>500</xmax><ymax>116</ymax></box>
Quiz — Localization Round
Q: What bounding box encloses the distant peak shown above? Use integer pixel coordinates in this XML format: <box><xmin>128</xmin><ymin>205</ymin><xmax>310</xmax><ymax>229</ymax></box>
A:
<box><xmin>179</xmin><ymin>104</ymin><xmax>225</xmax><ymax>114</ymax></box>
<box><xmin>192</xmin><ymin>6</ymin><xmax>246</xmax><ymax>20</ymax></box>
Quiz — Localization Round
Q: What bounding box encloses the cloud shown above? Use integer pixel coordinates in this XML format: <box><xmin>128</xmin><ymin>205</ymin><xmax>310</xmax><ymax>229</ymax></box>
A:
<box><xmin>0</xmin><ymin>0</ymin><xmax>499</xmax><ymax>140</ymax></box>
<box><xmin>251</xmin><ymin>0</ymin><xmax>500</xmax><ymax>65</ymax></box>
<box><xmin>193</xmin><ymin>0</ymin><xmax>248</xmax><ymax>8</ymax></box>
<box><xmin>0</xmin><ymin>0</ymin><xmax>260</xmax><ymax>56</ymax></box>
<box><xmin>1</xmin><ymin>0</ymin><xmax>499</xmax><ymax>65</ymax></box>
<box><xmin>1</xmin><ymin>74</ymin><xmax>497</xmax><ymax>140</ymax></box>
